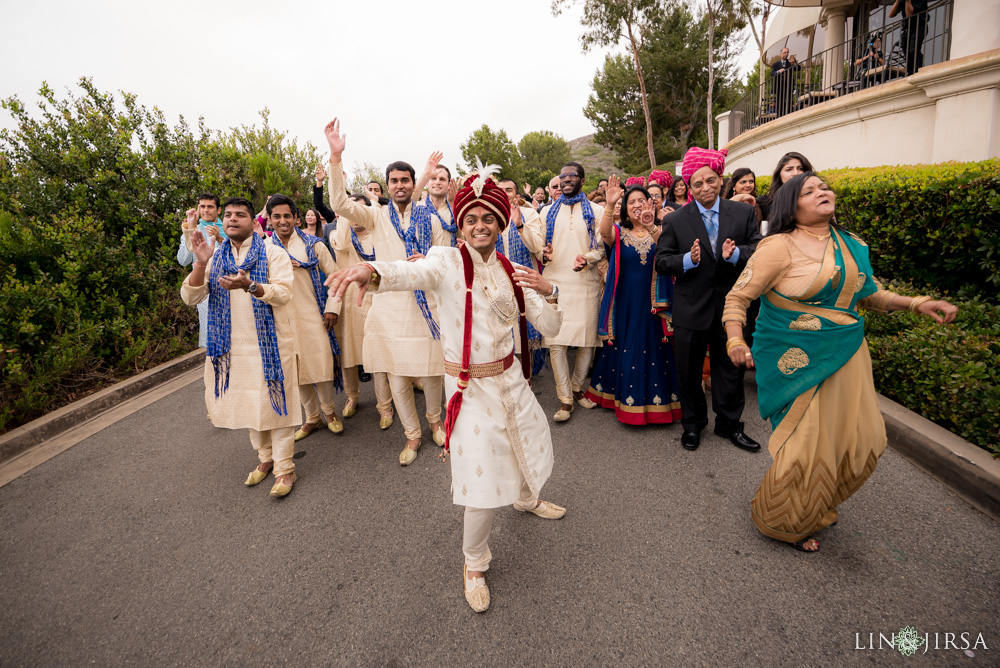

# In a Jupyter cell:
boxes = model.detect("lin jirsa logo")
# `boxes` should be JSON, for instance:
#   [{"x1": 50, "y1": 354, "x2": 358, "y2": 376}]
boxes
[{"x1": 855, "y1": 626, "x2": 989, "y2": 656}]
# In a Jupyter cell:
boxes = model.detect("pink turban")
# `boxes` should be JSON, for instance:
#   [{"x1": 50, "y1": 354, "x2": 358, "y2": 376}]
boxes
[
  {"x1": 680, "y1": 147, "x2": 728, "y2": 186},
  {"x1": 624, "y1": 176, "x2": 646, "y2": 187},
  {"x1": 648, "y1": 169, "x2": 674, "y2": 190}
]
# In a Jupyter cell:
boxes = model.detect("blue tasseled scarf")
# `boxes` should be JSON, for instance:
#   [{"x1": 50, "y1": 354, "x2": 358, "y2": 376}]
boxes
[{"x1": 387, "y1": 201, "x2": 440, "y2": 339}]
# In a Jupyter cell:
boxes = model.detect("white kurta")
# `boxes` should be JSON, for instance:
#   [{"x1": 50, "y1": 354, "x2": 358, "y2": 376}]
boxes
[
  {"x1": 181, "y1": 242, "x2": 300, "y2": 431},
  {"x1": 539, "y1": 201, "x2": 606, "y2": 348},
  {"x1": 266, "y1": 234, "x2": 339, "y2": 385},
  {"x1": 327, "y1": 161, "x2": 449, "y2": 378},
  {"x1": 368, "y1": 247, "x2": 563, "y2": 509},
  {"x1": 328, "y1": 218, "x2": 375, "y2": 369}
]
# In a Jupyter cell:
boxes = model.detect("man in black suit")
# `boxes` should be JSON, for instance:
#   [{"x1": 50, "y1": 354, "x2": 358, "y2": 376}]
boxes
[
  {"x1": 771, "y1": 47, "x2": 793, "y2": 116},
  {"x1": 654, "y1": 147, "x2": 762, "y2": 452}
]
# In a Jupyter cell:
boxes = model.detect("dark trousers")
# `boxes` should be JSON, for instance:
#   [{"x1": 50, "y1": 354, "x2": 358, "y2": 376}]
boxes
[
  {"x1": 674, "y1": 321, "x2": 746, "y2": 434},
  {"x1": 902, "y1": 13, "x2": 928, "y2": 75}
]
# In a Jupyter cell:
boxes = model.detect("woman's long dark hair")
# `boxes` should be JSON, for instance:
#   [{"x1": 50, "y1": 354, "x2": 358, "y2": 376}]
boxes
[
  {"x1": 768, "y1": 151, "x2": 815, "y2": 199},
  {"x1": 724, "y1": 168, "x2": 757, "y2": 199},
  {"x1": 670, "y1": 179, "x2": 688, "y2": 204},
  {"x1": 766, "y1": 171, "x2": 841, "y2": 236},
  {"x1": 619, "y1": 185, "x2": 651, "y2": 229},
  {"x1": 305, "y1": 208, "x2": 323, "y2": 232}
]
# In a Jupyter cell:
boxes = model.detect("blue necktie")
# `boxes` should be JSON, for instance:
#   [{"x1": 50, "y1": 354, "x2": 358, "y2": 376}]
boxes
[{"x1": 703, "y1": 209, "x2": 718, "y2": 257}]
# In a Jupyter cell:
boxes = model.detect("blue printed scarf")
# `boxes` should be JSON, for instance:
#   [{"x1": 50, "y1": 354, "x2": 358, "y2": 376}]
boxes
[
  {"x1": 388, "y1": 201, "x2": 440, "y2": 339},
  {"x1": 350, "y1": 225, "x2": 375, "y2": 262},
  {"x1": 207, "y1": 234, "x2": 286, "y2": 416},
  {"x1": 271, "y1": 228, "x2": 344, "y2": 391},
  {"x1": 495, "y1": 211, "x2": 546, "y2": 374},
  {"x1": 545, "y1": 192, "x2": 598, "y2": 250},
  {"x1": 425, "y1": 196, "x2": 458, "y2": 246}
]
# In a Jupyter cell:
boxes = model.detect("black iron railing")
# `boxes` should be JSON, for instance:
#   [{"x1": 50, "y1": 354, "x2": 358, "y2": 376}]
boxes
[{"x1": 724, "y1": 0, "x2": 953, "y2": 141}]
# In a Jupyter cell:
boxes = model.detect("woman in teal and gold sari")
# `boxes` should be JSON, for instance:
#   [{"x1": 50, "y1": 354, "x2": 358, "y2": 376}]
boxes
[{"x1": 723, "y1": 173, "x2": 957, "y2": 552}]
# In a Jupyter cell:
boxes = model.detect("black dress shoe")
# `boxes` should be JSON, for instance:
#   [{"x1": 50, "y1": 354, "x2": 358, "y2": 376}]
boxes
[
  {"x1": 358, "y1": 365, "x2": 372, "y2": 383},
  {"x1": 715, "y1": 429, "x2": 761, "y2": 452},
  {"x1": 681, "y1": 428, "x2": 701, "y2": 451}
]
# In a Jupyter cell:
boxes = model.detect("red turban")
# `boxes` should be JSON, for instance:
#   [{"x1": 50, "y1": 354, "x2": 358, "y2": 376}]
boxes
[
  {"x1": 681, "y1": 147, "x2": 728, "y2": 186},
  {"x1": 648, "y1": 169, "x2": 674, "y2": 191},
  {"x1": 624, "y1": 176, "x2": 646, "y2": 187},
  {"x1": 453, "y1": 168, "x2": 511, "y2": 231}
]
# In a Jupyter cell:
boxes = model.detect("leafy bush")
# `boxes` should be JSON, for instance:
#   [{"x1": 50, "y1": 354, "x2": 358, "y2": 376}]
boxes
[
  {"x1": 0, "y1": 79, "x2": 321, "y2": 433},
  {"x1": 863, "y1": 281, "x2": 1000, "y2": 456}
]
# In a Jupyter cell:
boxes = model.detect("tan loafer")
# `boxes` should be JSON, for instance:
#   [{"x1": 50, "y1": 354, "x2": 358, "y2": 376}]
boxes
[
  {"x1": 245, "y1": 466, "x2": 270, "y2": 486},
  {"x1": 294, "y1": 422, "x2": 321, "y2": 441},
  {"x1": 516, "y1": 500, "x2": 567, "y2": 520},
  {"x1": 342, "y1": 400, "x2": 357, "y2": 418},
  {"x1": 399, "y1": 446, "x2": 418, "y2": 466},
  {"x1": 269, "y1": 472, "x2": 296, "y2": 498},
  {"x1": 552, "y1": 404, "x2": 574, "y2": 422},
  {"x1": 379, "y1": 413, "x2": 394, "y2": 430},
  {"x1": 463, "y1": 565, "x2": 490, "y2": 613},
  {"x1": 574, "y1": 391, "x2": 597, "y2": 409}
]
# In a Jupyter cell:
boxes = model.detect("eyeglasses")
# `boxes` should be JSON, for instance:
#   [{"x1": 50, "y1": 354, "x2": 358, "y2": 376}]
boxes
[{"x1": 558, "y1": 173, "x2": 581, "y2": 180}]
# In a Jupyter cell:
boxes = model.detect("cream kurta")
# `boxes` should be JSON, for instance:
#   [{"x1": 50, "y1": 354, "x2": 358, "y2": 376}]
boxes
[
  {"x1": 497, "y1": 206, "x2": 545, "y2": 262},
  {"x1": 369, "y1": 247, "x2": 563, "y2": 509},
  {"x1": 266, "y1": 233, "x2": 339, "y2": 385},
  {"x1": 539, "y1": 201, "x2": 605, "y2": 348},
  {"x1": 329, "y1": 218, "x2": 376, "y2": 368},
  {"x1": 328, "y1": 162, "x2": 449, "y2": 378},
  {"x1": 181, "y1": 242, "x2": 300, "y2": 431}
]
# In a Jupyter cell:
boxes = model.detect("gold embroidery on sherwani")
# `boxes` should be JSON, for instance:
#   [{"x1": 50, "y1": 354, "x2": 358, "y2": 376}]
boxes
[
  {"x1": 856, "y1": 273, "x2": 866, "y2": 292},
  {"x1": 831, "y1": 266, "x2": 841, "y2": 290},
  {"x1": 734, "y1": 253, "x2": 757, "y2": 291},
  {"x1": 789, "y1": 314, "x2": 822, "y2": 331},
  {"x1": 621, "y1": 229, "x2": 654, "y2": 264},
  {"x1": 777, "y1": 348, "x2": 810, "y2": 375}
]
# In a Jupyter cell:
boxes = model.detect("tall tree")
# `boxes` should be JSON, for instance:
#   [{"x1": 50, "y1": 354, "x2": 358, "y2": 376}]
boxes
[
  {"x1": 459, "y1": 124, "x2": 522, "y2": 181},
  {"x1": 700, "y1": 0, "x2": 747, "y2": 148},
  {"x1": 518, "y1": 131, "x2": 572, "y2": 174},
  {"x1": 553, "y1": 0, "x2": 666, "y2": 170}
]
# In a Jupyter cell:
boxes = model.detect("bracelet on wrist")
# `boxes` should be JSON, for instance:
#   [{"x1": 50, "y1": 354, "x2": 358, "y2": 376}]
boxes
[
  {"x1": 908, "y1": 295, "x2": 932, "y2": 313},
  {"x1": 726, "y1": 338, "x2": 748, "y2": 354}
]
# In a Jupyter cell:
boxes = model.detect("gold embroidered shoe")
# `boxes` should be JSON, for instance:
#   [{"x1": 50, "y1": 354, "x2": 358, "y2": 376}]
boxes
[
  {"x1": 463, "y1": 565, "x2": 490, "y2": 613},
  {"x1": 516, "y1": 500, "x2": 567, "y2": 520},
  {"x1": 327, "y1": 418, "x2": 344, "y2": 435},
  {"x1": 576, "y1": 395, "x2": 597, "y2": 409},
  {"x1": 269, "y1": 472, "x2": 296, "y2": 498},
  {"x1": 342, "y1": 400, "x2": 357, "y2": 418},
  {"x1": 379, "y1": 413, "x2": 394, "y2": 430},
  {"x1": 432, "y1": 428, "x2": 447, "y2": 447},
  {"x1": 552, "y1": 404, "x2": 574, "y2": 422},
  {"x1": 294, "y1": 422, "x2": 321, "y2": 441},
  {"x1": 245, "y1": 466, "x2": 270, "y2": 486},
  {"x1": 399, "y1": 447, "x2": 418, "y2": 466}
]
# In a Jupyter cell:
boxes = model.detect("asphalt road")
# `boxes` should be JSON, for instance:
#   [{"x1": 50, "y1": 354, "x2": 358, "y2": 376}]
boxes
[{"x1": 0, "y1": 358, "x2": 997, "y2": 667}]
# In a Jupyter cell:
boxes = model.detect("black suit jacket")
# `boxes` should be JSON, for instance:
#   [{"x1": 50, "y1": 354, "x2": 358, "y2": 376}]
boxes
[
  {"x1": 771, "y1": 59, "x2": 790, "y2": 77},
  {"x1": 654, "y1": 198, "x2": 762, "y2": 331}
]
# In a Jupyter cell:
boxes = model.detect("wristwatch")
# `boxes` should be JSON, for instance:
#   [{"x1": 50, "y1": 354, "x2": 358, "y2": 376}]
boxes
[
  {"x1": 547, "y1": 284, "x2": 559, "y2": 302},
  {"x1": 246, "y1": 281, "x2": 258, "y2": 295}
]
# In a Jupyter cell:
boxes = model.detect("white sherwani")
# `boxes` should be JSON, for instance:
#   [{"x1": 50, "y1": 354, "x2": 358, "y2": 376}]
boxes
[
  {"x1": 267, "y1": 234, "x2": 340, "y2": 385},
  {"x1": 327, "y1": 162, "x2": 450, "y2": 377},
  {"x1": 539, "y1": 200, "x2": 605, "y2": 348},
  {"x1": 181, "y1": 243, "x2": 300, "y2": 431},
  {"x1": 367, "y1": 247, "x2": 563, "y2": 508},
  {"x1": 328, "y1": 219, "x2": 375, "y2": 369}
]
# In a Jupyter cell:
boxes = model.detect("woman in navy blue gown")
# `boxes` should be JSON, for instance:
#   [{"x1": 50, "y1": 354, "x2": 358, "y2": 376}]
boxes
[{"x1": 584, "y1": 175, "x2": 682, "y2": 425}]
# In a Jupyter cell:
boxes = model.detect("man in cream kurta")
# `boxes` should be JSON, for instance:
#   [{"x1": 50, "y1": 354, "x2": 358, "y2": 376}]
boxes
[
  {"x1": 329, "y1": 193, "x2": 394, "y2": 426},
  {"x1": 323, "y1": 119, "x2": 450, "y2": 465},
  {"x1": 326, "y1": 165, "x2": 566, "y2": 613},
  {"x1": 264, "y1": 195, "x2": 345, "y2": 440},
  {"x1": 181, "y1": 197, "x2": 301, "y2": 498},
  {"x1": 539, "y1": 162, "x2": 605, "y2": 421}
]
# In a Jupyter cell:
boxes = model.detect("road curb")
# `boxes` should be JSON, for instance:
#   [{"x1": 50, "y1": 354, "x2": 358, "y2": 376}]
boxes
[
  {"x1": 0, "y1": 349, "x2": 204, "y2": 464},
  {"x1": 880, "y1": 394, "x2": 1000, "y2": 522}
]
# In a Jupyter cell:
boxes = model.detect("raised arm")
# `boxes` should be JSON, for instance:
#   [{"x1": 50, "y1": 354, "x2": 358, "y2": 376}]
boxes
[
  {"x1": 326, "y1": 247, "x2": 450, "y2": 306},
  {"x1": 313, "y1": 163, "x2": 338, "y2": 224},
  {"x1": 412, "y1": 151, "x2": 444, "y2": 202},
  {"x1": 518, "y1": 206, "x2": 545, "y2": 254},
  {"x1": 599, "y1": 175, "x2": 623, "y2": 247},
  {"x1": 323, "y1": 118, "x2": 377, "y2": 231}
]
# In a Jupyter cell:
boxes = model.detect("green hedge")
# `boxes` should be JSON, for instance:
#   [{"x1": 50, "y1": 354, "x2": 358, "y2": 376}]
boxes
[{"x1": 864, "y1": 281, "x2": 999, "y2": 456}]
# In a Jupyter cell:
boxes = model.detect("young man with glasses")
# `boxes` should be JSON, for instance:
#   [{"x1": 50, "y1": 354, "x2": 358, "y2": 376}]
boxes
[
  {"x1": 653, "y1": 147, "x2": 762, "y2": 453},
  {"x1": 539, "y1": 162, "x2": 605, "y2": 421}
]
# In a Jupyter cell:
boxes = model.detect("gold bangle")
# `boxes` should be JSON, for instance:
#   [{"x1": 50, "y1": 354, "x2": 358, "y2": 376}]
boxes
[
  {"x1": 908, "y1": 296, "x2": 932, "y2": 313},
  {"x1": 726, "y1": 338, "x2": 747, "y2": 354}
]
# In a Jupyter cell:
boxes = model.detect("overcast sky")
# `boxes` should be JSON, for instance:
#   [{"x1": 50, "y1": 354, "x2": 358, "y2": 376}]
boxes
[{"x1": 2, "y1": 0, "x2": 757, "y2": 181}]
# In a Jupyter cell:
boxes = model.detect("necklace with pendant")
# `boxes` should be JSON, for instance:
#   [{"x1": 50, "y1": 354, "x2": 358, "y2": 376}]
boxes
[{"x1": 800, "y1": 227, "x2": 831, "y2": 242}]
